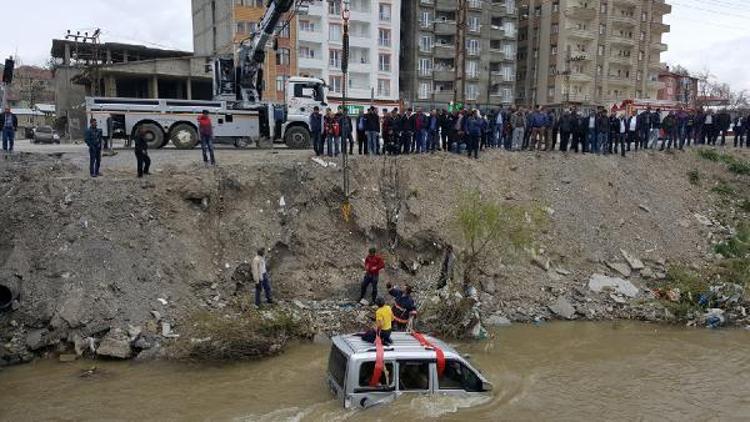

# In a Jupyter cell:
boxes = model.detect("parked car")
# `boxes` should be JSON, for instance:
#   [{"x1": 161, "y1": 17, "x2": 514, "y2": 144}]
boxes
[
  {"x1": 32, "y1": 126, "x2": 60, "y2": 144},
  {"x1": 327, "y1": 332, "x2": 492, "y2": 409},
  {"x1": 24, "y1": 126, "x2": 35, "y2": 139}
]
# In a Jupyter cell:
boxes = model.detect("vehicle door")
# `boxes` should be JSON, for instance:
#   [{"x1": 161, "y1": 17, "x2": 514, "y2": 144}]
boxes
[
  {"x1": 396, "y1": 360, "x2": 435, "y2": 395},
  {"x1": 350, "y1": 359, "x2": 396, "y2": 408}
]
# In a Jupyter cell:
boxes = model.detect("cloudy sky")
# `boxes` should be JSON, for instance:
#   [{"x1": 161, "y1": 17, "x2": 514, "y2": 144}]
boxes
[{"x1": 1, "y1": 0, "x2": 748, "y2": 91}]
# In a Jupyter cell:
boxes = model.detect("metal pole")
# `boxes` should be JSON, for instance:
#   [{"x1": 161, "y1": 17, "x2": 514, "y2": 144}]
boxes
[{"x1": 341, "y1": 0, "x2": 352, "y2": 221}]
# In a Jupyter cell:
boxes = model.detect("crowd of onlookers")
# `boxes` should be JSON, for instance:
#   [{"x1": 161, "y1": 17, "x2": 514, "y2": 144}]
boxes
[{"x1": 309, "y1": 104, "x2": 750, "y2": 159}]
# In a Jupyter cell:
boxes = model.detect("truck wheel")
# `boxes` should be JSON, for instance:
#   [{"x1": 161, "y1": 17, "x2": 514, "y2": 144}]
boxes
[
  {"x1": 170, "y1": 124, "x2": 199, "y2": 150},
  {"x1": 135, "y1": 123, "x2": 165, "y2": 149},
  {"x1": 284, "y1": 126, "x2": 311, "y2": 149},
  {"x1": 234, "y1": 138, "x2": 251, "y2": 148}
]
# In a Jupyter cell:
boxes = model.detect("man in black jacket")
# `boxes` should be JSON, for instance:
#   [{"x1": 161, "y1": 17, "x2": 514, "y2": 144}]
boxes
[
  {"x1": 717, "y1": 109, "x2": 731, "y2": 146},
  {"x1": 134, "y1": 126, "x2": 152, "y2": 178},
  {"x1": 2, "y1": 107, "x2": 18, "y2": 152},
  {"x1": 364, "y1": 107, "x2": 380, "y2": 155},
  {"x1": 559, "y1": 109, "x2": 573, "y2": 152}
]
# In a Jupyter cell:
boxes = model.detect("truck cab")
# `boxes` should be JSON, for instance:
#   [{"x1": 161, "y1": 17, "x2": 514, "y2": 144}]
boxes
[
  {"x1": 273, "y1": 76, "x2": 327, "y2": 149},
  {"x1": 327, "y1": 332, "x2": 493, "y2": 409}
]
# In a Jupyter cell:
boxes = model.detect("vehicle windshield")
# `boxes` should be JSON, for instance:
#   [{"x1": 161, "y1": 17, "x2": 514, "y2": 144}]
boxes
[{"x1": 36, "y1": 126, "x2": 53, "y2": 133}]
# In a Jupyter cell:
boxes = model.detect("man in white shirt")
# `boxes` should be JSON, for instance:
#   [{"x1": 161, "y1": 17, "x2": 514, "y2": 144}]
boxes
[{"x1": 252, "y1": 248, "x2": 273, "y2": 306}]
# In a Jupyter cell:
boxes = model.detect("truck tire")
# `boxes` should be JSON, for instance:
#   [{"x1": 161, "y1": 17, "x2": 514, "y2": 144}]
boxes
[
  {"x1": 135, "y1": 123, "x2": 165, "y2": 149},
  {"x1": 284, "y1": 126, "x2": 311, "y2": 149},
  {"x1": 170, "y1": 124, "x2": 199, "y2": 150}
]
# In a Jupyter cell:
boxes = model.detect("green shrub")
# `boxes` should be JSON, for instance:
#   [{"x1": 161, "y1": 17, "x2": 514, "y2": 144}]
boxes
[
  {"x1": 697, "y1": 149, "x2": 720, "y2": 161},
  {"x1": 727, "y1": 160, "x2": 750, "y2": 176},
  {"x1": 711, "y1": 182, "x2": 736, "y2": 196},
  {"x1": 687, "y1": 169, "x2": 701, "y2": 185}
]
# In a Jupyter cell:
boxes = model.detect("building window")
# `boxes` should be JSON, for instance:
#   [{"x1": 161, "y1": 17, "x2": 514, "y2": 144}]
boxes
[
  {"x1": 418, "y1": 58, "x2": 433, "y2": 76},
  {"x1": 597, "y1": 65, "x2": 603, "y2": 75},
  {"x1": 638, "y1": 50, "x2": 645, "y2": 61},
  {"x1": 467, "y1": 60, "x2": 478, "y2": 78},
  {"x1": 275, "y1": 48, "x2": 290, "y2": 66},
  {"x1": 465, "y1": 83, "x2": 479, "y2": 101},
  {"x1": 275, "y1": 75, "x2": 288, "y2": 92},
  {"x1": 640, "y1": 31, "x2": 646, "y2": 41},
  {"x1": 548, "y1": 87, "x2": 555, "y2": 98},
  {"x1": 378, "y1": 54, "x2": 391, "y2": 72},
  {"x1": 469, "y1": 16, "x2": 480, "y2": 32},
  {"x1": 600, "y1": 3, "x2": 607, "y2": 13},
  {"x1": 378, "y1": 79, "x2": 391, "y2": 97},
  {"x1": 299, "y1": 46, "x2": 315, "y2": 58},
  {"x1": 551, "y1": 45, "x2": 558, "y2": 55},
  {"x1": 598, "y1": 45, "x2": 605, "y2": 56},
  {"x1": 379, "y1": 3, "x2": 391, "y2": 22},
  {"x1": 378, "y1": 29, "x2": 391, "y2": 47},
  {"x1": 552, "y1": 1, "x2": 559, "y2": 12},
  {"x1": 418, "y1": 82, "x2": 431, "y2": 99},
  {"x1": 329, "y1": 49, "x2": 341, "y2": 68},
  {"x1": 329, "y1": 24, "x2": 342, "y2": 41},
  {"x1": 276, "y1": 24, "x2": 290, "y2": 38},
  {"x1": 467, "y1": 39, "x2": 480, "y2": 55},
  {"x1": 328, "y1": 1, "x2": 341, "y2": 16},
  {"x1": 329, "y1": 76, "x2": 342, "y2": 93},
  {"x1": 551, "y1": 24, "x2": 559, "y2": 34},
  {"x1": 300, "y1": 20, "x2": 315, "y2": 32},
  {"x1": 419, "y1": 35, "x2": 433, "y2": 52}
]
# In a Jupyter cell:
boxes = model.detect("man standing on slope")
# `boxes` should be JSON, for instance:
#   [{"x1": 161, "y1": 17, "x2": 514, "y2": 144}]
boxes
[
  {"x1": 359, "y1": 247, "x2": 385, "y2": 306},
  {"x1": 197, "y1": 110, "x2": 216, "y2": 166},
  {"x1": 252, "y1": 248, "x2": 273, "y2": 307},
  {"x1": 84, "y1": 118, "x2": 103, "y2": 177}
]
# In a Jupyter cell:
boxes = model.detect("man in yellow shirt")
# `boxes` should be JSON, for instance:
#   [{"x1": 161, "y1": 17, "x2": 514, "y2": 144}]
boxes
[{"x1": 374, "y1": 297, "x2": 393, "y2": 345}]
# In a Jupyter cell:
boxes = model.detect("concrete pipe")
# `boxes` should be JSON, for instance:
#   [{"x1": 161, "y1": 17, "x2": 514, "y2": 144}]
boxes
[{"x1": 0, "y1": 278, "x2": 19, "y2": 311}]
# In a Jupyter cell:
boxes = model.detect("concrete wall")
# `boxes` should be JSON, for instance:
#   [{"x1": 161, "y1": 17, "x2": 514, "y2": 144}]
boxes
[
  {"x1": 53, "y1": 67, "x2": 87, "y2": 138},
  {"x1": 193, "y1": 0, "x2": 234, "y2": 56}
]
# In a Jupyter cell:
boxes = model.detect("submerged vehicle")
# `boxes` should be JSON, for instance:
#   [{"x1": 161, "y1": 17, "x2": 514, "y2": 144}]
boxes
[{"x1": 327, "y1": 332, "x2": 492, "y2": 409}]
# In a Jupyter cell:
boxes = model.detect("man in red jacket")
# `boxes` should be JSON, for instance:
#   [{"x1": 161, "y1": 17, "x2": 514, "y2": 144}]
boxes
[
  {"x1": 359, "y1": 247, "x2": 385, "y2": 305},
  {"x1": 197, "y1": 110, "x2": 216, "y2": 166}
]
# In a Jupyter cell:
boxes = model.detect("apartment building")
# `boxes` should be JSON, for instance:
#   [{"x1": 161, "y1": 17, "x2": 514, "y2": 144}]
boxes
[
  {"x1": 192, "y1": 0, "x2": 298, "y2": 102},
  {"x1": 296, "y1": 0, "x2": 401, "y2": 110},
  {"x1": 400, "y1": 0, "x2": 518, "y2": 110},
  {"x1": 516, "y1": 0, "x2": 671, "y2": 107}
]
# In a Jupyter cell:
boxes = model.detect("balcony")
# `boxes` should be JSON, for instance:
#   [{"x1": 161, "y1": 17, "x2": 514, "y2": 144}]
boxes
[
  {"x1": 647, "y1": 79, "x2": 666, "y2": 90},
  {"x1": 607, "y1": 76, "x2": 632, "y2": 86},
  {"x1": 564, "y1": 5, "x2": 597, "y2": 20},
  {"x1": 611, "y1": 14, "x2": 637, "y2": 26},
  {"x1": 613, "y1": 0, "x2": 639, "y2": 6},
  {"x1": 433, "y1": 69, "x2": 456, "y2": 81},
  {"x1": 420, "y1": 0, "x2": 434, "y2": 5},
  {"x1": 434, "y1": 20, "x2": 456, "y2": 34},
  {"x1": 567, "y1": 28, "x2": 596, "y2": 40},
  {"x1": 570, "y1": 73, "x2": 594, "y2": 83},
  {"x1": 491, "y1": 72, "x2": 514, "y2": 84},
  {"x1": 298, "y1": 56, "x2": 323, "y2": 69},
  {"x1": 651, "y1": 21, "x2": 670, "y2": 33},
  {"x1": 650, "y1": 42, "x2": 668, "y2": 52},
  {"x1": 609, "y1": 35, "x2": 636, "y2": 46},
  {"x1": 434, "y1": 44, "x2": 456, "y2": 59},
  {"x1": 653, "y1": 0, "x2": 672, "y2": 14},
  {"x1": 417, "y1": 69, "x2": 433, "y2": 79},
  {"x1": 490, "y1": 93, "x2": 514, "y2": 104},
  {"x1": 609, "y1": 55, "x2": 633, "y2": 65}
]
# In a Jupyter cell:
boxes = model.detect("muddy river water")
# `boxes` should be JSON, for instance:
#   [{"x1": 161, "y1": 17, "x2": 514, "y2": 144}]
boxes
[{"x1": 1, "y1": 322, "x2": 749, "y2": 421}]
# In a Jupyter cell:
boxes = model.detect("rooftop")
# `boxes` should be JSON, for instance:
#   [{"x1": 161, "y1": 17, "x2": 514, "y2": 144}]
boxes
[
  {"x1": 336, "y1": 332, "x2": 458, "y2": 358},
  {"x1": 50, "y1": 39, "x2": 193, "y2": 61}
]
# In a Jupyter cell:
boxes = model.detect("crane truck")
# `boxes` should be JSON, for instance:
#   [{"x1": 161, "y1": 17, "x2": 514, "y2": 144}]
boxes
[{"x1": 85, "y1": 0, "x2": 327, "y2": 150}]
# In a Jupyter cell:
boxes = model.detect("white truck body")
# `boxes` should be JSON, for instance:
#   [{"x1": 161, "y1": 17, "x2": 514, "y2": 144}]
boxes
[{"x1": 84, "y1": 76, "x2": 327, "y2": 150}]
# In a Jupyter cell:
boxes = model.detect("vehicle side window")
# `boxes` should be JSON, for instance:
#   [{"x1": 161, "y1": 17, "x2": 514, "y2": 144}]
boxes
[
  {"x1": 357, "y1": 361, "x2": 395, "y2": 391},
  {"x1": 439, "y1": 360, "x2": 483, "y2": 392},
  {"x1": 398, "y1": 361, "x2": 431, "y2": 391},
  {"x1": 327, "y1": 345, "x2": 347, "y2": 388}
]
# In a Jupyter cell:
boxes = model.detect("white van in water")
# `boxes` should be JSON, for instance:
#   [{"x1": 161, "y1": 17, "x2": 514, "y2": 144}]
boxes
[{"x1": 327, "y1": 332, "x2": 493, "y2": 409}]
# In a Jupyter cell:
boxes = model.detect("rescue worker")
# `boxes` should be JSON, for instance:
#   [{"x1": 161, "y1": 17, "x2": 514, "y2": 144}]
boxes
[
  {"x1": 387, "y1": 283, "x2": 417, "y2": 332},
  {"x1": 133, "y1": 126, "x2": 151, "y2": 178},
  {"x1": 359, "y1": 247, "x2": 385, "y2": 305},
  {"x1": 252, "y1": 248, "x2": 273, "y2": 307},
  {"x1": 374, "y1": 297, "x2": 393, "y2": 345}
]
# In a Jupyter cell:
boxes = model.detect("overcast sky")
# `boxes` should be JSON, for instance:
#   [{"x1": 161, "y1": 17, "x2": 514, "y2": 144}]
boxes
[{"x1": 1, "y1": 0, "x2": 748, "y2": 91}]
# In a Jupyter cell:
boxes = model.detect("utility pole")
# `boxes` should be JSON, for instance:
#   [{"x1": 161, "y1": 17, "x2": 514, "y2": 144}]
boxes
[
  {"x1": 65, "y1": 29, "x2": 102, "y2": 95},
  {"x1": 340, "y1": 0, "x2": 352, "y2": 222},
  {"x1": 454, "y1": 0, "x2": 467, "y2": 107}
]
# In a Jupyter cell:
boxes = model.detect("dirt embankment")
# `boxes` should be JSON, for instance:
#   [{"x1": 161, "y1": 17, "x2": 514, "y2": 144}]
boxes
[{"x1": 1, "y1": 147, "x2": 749, "y2": 365}]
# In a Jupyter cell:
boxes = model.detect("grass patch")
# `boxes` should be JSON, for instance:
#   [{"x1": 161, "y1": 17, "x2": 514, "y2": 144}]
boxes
[
  {"x1": 170, "y1": 310, "x2": 308, "y2": 361},
  {"x1": 711, "y1": 182, "x2": 736, "y2": 196},
  {"x1": 727, "y1": 160, "x2": 750, "y2": 176},
  {"x1": 661, "y1": 266, "x2": 710, "y2": 319},
  {"x1": 697, "y1": 148, "x2": 720, "y2": 161},
  {"x1": 714, "y1": 223, "x2": 750, "y2": 258},
  {"x1": 687, "y1": 169, "x2": 701, "y2": 185}
]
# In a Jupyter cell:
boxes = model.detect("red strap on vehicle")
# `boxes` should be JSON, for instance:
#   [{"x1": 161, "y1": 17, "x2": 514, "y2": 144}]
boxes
[
  {"x1": 412, "y1": 332, "x2": 445, "y2": 377},
  {"x1": 369, "y1": 334, "x2": 385, "y2": 387}
]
